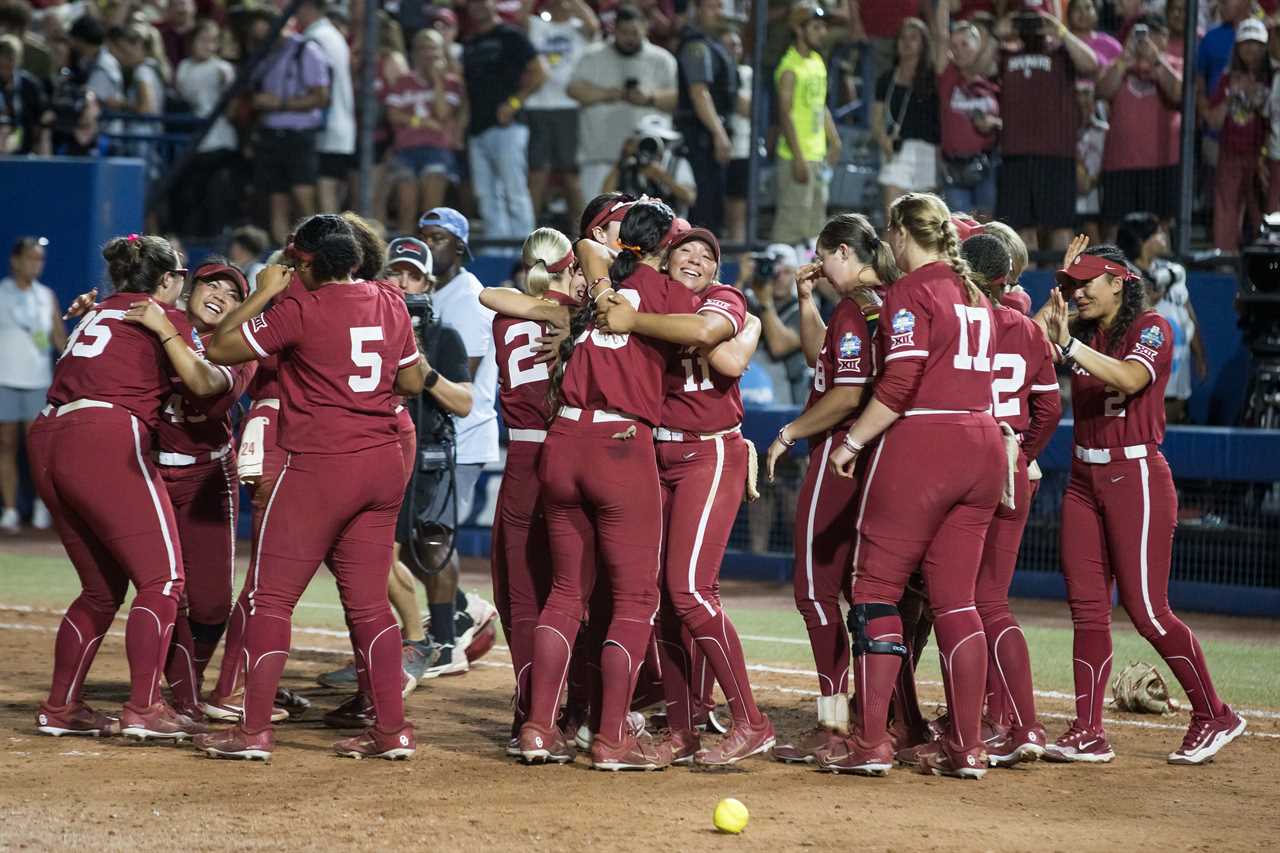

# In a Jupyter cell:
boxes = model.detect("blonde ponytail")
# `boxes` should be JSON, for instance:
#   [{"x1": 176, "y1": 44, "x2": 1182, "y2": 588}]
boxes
[
  {"x1": 889, "y1": 192, "x2": 981, "y2": 305},
  {"x1": 520, "y1": 227, "x2": 573, "y2": 297}
]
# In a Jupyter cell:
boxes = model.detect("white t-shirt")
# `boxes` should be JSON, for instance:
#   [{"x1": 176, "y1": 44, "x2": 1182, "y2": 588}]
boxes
[
  {"x1": 0, "y1": 277, "x2": 57, "y2": 390},
  {"x1": 729, "y1": 64, "x2": 751, "y2": 161},
  {"x1": 305, "y1": 17, "x2": 355, "y2": 155},
  {"x1": 176, "y1": 56, "x2": 238, "y2": 152},
  {"x1": 1152, "y1": 259, "x2": 1195, "y2": 402},
  {"x1": 526, "y1": 15, "x2": 591, "y2": 111},
  {"x1": 570, "y1": 40, "x2": 678, "y2": 167},
  {"x1": 433, "y1": 269, "x2": 498, "y2": 464}
]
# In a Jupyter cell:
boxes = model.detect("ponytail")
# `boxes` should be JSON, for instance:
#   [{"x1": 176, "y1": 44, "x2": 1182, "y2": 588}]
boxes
[
  {"x1": 522, "y1": 227, "x2": 573, "y2": 297},
  {"x1": 816, "y1": 212, "x2": 900, "y2": 285}
]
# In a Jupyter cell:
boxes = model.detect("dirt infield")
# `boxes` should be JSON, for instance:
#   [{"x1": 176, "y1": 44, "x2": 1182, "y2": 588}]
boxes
[{"x1": 1, "y1": 600, "x2": 1276, "y2": 852}]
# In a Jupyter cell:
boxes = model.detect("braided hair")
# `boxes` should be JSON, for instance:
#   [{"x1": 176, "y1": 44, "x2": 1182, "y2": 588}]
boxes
[
  {"x1": 1068, "y1": 245, "x2": 1147, "y2": 355},
  {"x1": 889, "y1": 193, "x2": 982, "y2": 305},
  {"x1": 959, "y1": 234, "x2": 1012, "y2": 302},
  {"x1": 545, "y1": 200, "x2": 675, "y2": 416}
]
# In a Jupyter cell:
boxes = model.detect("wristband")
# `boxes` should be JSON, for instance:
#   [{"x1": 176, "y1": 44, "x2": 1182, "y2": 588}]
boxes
[
  {"x1": 424, "y1": 369, "x2": 440, "y2": 390},
  {"x1": 593, "y1": 287, "x2": 617, "y2": 303},
  {"x1": 1063, "y1": 337, "x2": 1080, "y2": 360},
  {"x1": 842, "y1": 435, "x2": 864, "y2": 454},
  {"x1": 507, "y1": 95, "x2": 523, "y2": 111},
  {"x1": 777, "y1": 427, "x2": 795, "y2": 448},
  {"x1": 160, "y1": 334, "x2": 179, "y2": 346}
]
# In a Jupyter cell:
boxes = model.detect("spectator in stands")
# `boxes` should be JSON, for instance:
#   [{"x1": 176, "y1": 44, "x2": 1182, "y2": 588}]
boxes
[
  {"x1": 1118, "y1": 211, "x2": 1206, "y2": 423},
  {"x1": 746, "y1": 243, "x2": 810, "y2": 405},
  {"x1": 0, "y1": 237, "x2": 64, "y2": 534},
  {"x1": 82, "y1": 15, "x2": 127, "y2": 144},
  {"x1": 873, "y1": 18, "x2": 941, "y2": 217},
  {"x1": 1165, "y1": 0, "x2": 1187, "y2": 62},
  {"x1": 568, "y1": 4, "x2": 677, "y2": 202},
  {"x1": 249, "y1": 18, "x2": 330, "y2": 244},
  {"x1": 722, "y1": 24, "x2": 751, "y2": 243},
  {"x1": 675, "y1": 0, "x2": 737, "y2": 233},
  {"x1": 174, "y1": 18, "x2": 237, "y2": 236},
  {"x1": 1207, "y1": 17, "x2": 1271, "y2": 252},
  {"x1": 425, "y1": 6, "x2": 464, "y2": 73},
  {"x1": 932, "y1": 5, "x2": 1001, "y2": 220},
  {"x1": 297, "y1": 0, "x2": 355, "y2": 215},
  {"x1": 0, "y1": 34, "x2": 49, "y2": 154},
  {"x1": 158, "y1": 0, "x2": 196, "y2": 68},
  {"x1": 1067, "y1": 0, "x2": 1122, "y2": 66},
  {"x1": 848, "y1": 0, "x2": 927, "y2": 88},
  {"x1": 0, "y1": 0, "x2": 53, "y2": 85},
  {"x1": 462, "y1": 0, "x2": 546, "y2": 240},
  {"x1": 228, "y1": 225, "x2": 269, "y2": 287},
  {"x1": 995, "y1": 8, "x2": 1099, "y2": 253},
  {"x1": 1268, "y1": 54, "x2": 1280, "y2": 214},
  {"x1": 1197, "y1": 0, "x2": 1250, "y2": 98},
  {"x1": 385, "y1": 28, "x2": 466, "y2": 236},
  {"x1": 1075, "y1": 79, "x2": 1108, "y2": 242},
  {"x1": 773, "y1": 3, "x2": 840, "y2": 246},
  {"x1": 525, "y1": 0, "x2": 599, "y2": 227},
  {"x1": 601, "y1": 113, "x2": 696, "y2": 214},
  {"x1": 1097, "y1": 14, "x2": 1182, "y2": 238},
  {"x1": 49, "y1": 16, "x2": 104, "y2": 155}
]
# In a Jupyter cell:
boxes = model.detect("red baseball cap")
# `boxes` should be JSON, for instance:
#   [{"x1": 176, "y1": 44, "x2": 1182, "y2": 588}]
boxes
[
  {"x1": 1055, "y1": 253, "x2": 1137, "y2": 291},
  {"x1": 667, "y1": 225, "x2": 720, "y2": 264},
  {"x1": 192, "y1": 262, "x2": 248, "y2": 300},
  {"x1": 951, "y1": 214, "x2": 982, "y2": 241}
]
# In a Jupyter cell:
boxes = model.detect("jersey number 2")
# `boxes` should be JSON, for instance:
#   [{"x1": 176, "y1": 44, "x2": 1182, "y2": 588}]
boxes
[
  {"x1": 506, "y1": 321, "x2": 550, "y2": 389},
  {"x1": 991, "y1": 352, "x2": 1026, "y2": 419},
  {"x1": 348, "y1": 326, "x2": 384, "y2": 393}
]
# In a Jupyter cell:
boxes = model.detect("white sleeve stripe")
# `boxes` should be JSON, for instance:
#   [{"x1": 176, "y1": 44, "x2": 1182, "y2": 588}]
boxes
[
  {"x1": 399, "y1": 352, "x2": 423, "y2": 367},
  {"x1": 884, "y1": 349, "x2": 928, "y2": 362},
  {"x1": 1030, "y1": 383, "x2": 1060, "y2": 392},
  {"x1": 1125, "y1": 354, "x2": 1157, "y2": 383},
  {"x1": 241, "y1": 323, "x2": 268, "y2": 359},
  {"x1": 697, "y1": 304, "x2": 741, "y2": 336},
  {"x1": 833, "y1": 377, "x2": 869, "y2": 385},
  {"x1": 216, "y1": 364, "x2": 234, "y2": 385}
]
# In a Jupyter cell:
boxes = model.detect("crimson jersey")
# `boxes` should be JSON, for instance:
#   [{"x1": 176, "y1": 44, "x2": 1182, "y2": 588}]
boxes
[
  {"x1": 155, "y1": 330, "x2": 258, "y2": 455},
  {"x1": 660, "y1": 284, "x2": 748, "y2": 433},
  {"x1": 1070, "y1": 311, "x2": 1172, "y2": 448},
  {"x1": 990, "y1": 306, "x2": 1058, "y2": 435},
  {"x1": 244, "y1": 275, "x2": 308, "y2": 403},
  {"x1": 560, "y1": 265, "x2": 699, "y2": 427},
  {"x1": 49, "y1": 292, "x2": 195, "y2": 431},
  {"x1": 241, "y1": 280, "x2": 420, "y2": 454},
  {"x1": 494, "y1": 290, "x2": 577, "y2": 431},
  {"x1": 804, "y1": 297, "x2": 877, "y2": 437},
  {"x1": 875, "y1": 262, "x2": 997, "y2": 413}
]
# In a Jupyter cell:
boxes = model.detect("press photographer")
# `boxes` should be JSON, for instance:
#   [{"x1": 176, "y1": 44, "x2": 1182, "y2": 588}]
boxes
[{"x1": 602, "y1": 114, "x2": 696, "y2": 216}]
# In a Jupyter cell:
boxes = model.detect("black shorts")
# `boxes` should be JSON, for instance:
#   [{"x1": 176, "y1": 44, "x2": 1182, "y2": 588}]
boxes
[
  {"x1": 726, "y1": 157, "x2": 749, "y2": 200},
  {"x1": 319, "y1": 151, "x2": 356, "y2": 180},
  {"x1": 526, "y1": 108, "x2": 578, "y2": 173},
  {"x1": 996, "y1": 154, "x2": 1075, "y2": 230},
  {"x1": 253, "y1": 128, "x2": 318, "y2": 194},
  {"x1": 1100, "y1": 165, "x2": 1179, "y2": 223}
]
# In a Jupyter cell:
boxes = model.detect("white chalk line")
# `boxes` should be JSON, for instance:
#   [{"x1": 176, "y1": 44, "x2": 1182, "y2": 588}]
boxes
[{"x1": 4, "y1": 602, "x2": 1279, "y2": 727}]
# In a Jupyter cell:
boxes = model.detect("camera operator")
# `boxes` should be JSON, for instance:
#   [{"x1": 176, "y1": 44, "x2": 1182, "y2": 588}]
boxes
[
  {"x1": 738, "y1": 244, "x2": 810, "y2": 406},
  {"x1": 602, "y1": 114, "x2": 696, "y2": 216},
  {"x1": 384, "y1": 236, "x2": 475, "y2": 680}
]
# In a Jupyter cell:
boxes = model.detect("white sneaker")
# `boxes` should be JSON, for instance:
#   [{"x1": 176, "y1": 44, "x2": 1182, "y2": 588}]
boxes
[
  {"x1": 31, "y1": 499, "x2": 51, "y2": 530},
  {"x1": 0, "y1": 508, "x2": 18, "y2": 534},
  {"x1": 457, "y1": 592, "x2": 499, "y2": 650}
]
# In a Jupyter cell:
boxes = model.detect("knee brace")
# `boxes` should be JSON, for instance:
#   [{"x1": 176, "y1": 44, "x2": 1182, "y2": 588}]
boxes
[{"x1": 847, "y1": 603, "x2": 908, "y2": 659}]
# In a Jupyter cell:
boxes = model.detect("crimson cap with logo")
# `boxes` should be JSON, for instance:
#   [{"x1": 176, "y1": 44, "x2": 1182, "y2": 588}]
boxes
[
  {"x1": 387, "y1": 237, "x2": 434, "y2": 276},
  {"x1": 192, "y1": 262, "x2": 248, "y2": 300},
  {"x1": 1055, "y1": 252, "x2": 1137, "y2": 293}
]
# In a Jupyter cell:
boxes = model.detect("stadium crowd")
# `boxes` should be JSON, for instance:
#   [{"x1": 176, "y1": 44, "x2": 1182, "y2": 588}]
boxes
[{"x1": 1, "y1": 0, "x2": 1280, "y2": 252}]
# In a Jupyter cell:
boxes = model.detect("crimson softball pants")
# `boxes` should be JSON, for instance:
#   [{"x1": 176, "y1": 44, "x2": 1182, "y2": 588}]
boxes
[
  {"x1": 28, "y1": 407, "x2": 184, "y2": 711},
  {"x1": 852, "y1": 413, "x2": 1003, "y2": 755},
  {"x1": 159, "y1": 454, "x2": 239, "y2": 707},
  {"x1": 526, "y1": 415, "x2": 661, "y2": 742},
  {"x1": 1060, "y1": 453, "x2": 1225, "y2": 729},
  {"x1": 240, "y1": 443, "x2": 408, "y2": 734}
]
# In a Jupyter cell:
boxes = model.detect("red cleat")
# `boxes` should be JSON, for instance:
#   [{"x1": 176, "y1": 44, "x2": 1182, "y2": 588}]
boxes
[
  {"x1": 35, "y1": 701, "x2": 121, "y2": 737},
  {"x1": 194, "y1": 726, "x2": 274, "y2": 761},
  {"x1": 915, "y1": 742, "x2": 988, "y2": 779},
  {"x1": 988, "y1": 722, "x2": 1047, "y2": 767},
  {"x1": 590, "y1": 731, "x2": 673, "y2": 771},
  {"x1": 819, "y1": 736, "x2": 894, "y2": 776},
  {"x1": 120, "y1": 701, "x2": 209, "y2": 742},
  {"x1": 333, "y1": 724, "x2": 417, "y2": 760},
  {"x1": 695, "y1": 715, "x2": 776, "y2": 767},
  {"x1": 666, "y1": 728, "x2": 702, "y2": 766},
  {"x1": 323, "y1": 692, "x2": 375, "y2": 729},
  {"x1": 1168, "y1": 709, "x2": 1246, "y2": 766},
  {"x1": 772, "y1": 726, "x2": 844, "y2": 764},
  {"x1": 1043, "y1": 724, "x2": 1115, "y2": 763},
  {"x1": 517, "y1": 721, "x2": 576, "y2": 765}
]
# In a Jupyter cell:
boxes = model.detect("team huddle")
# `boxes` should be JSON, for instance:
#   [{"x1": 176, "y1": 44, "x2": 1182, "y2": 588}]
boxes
[{"x1": 27, "y1": 188, "x2": 1247, "y2": 776}]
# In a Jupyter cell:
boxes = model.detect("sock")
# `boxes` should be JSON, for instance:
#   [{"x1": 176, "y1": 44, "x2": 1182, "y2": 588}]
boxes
[
  {"x1": 890, "y1": 639, "x2": 928, "y2": 737},
  {"x1": 1072, "y1": 628, "x2": 1113, "y2": 732},
  {"x1": 852, "y1": 613, "x2": 903, "y2": 746},
  {"x1": 526, "y1": 609, "x2": 582, "y2": 729},
  {"x1": 690, "y1": 610, "x2": 763, "y2": 727},
  {"x1": 563, "y1": 621, "x2": 592, "y2": 722},
  {"x1": 164, "y1": 613, "x2": 199, "y2": 709},
  {"x1": 242, "y1": 611, "x2": 291, "y2": 731},
  {"x1": 804, "y1": 622, "x2": 851, "y2": 696},
  {"x1": 213, "y1": 596, "x2": 248, "y2": 699},
  {"x1": 47, "y1": 596, "x2": 116, "y2": 707},
  {"x1": 655, "y1": 617, "x2": 695, "y2": 733},
  {"x1": 689, "y1": 637, "x2": 716, "y2": 720},
  {"x1": 1147, "y1": 619, "x2": 1227, "y2": 719},
  {"x1": 598, "y1": 617, "x2": 654, "y2": 742},
  {"x1": 189, "y1": 619, "x2": 226, "y2": 684},
  {"x1": 125, "y1": 592, "x2": 178, "y2": 708},
  {"x1": 933, "y1": 609, "x2": 987, "y2": 753},
  {"x1": 510, "y1": 618, "x2": 538, "y2": 723},
  {"x1": 985, "y1": 617, "x2": 1037, "y2": 731},
  {"x1": 429, "y1": 602, "x2": 455, "y2": 649},
  {"x1": 352, "y1": 610, "x2": 406, "y2": 732}
]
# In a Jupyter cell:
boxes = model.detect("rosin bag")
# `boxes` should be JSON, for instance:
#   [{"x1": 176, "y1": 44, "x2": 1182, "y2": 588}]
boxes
[
  {"x1": 743, "y1": 438, "x2": 760, "y2": 503},
  {"x1": 1000, "y1": 422, "x2": 1019, "y2": 511},
  {"x1": 237, "y1": 415, "x2": 270, "y2": 483}
]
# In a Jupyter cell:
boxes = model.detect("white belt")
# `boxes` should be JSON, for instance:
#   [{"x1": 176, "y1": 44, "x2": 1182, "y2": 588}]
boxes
[
  {"x1": 157, "y1": 443, "x2": 233, "y2": 467},
  {"x1": 508, "y1": 428, "x2": 547, "y2": 443},
  {"x1": 654, "y1": 425, "x2": 741, "y2": 442},
  {"x1": 557, "y1": 405, "x2": 636, "y2": 424},
  {"x1": 251, "y1": 398, "x2": 280, "y2": 410},
  {"x1": 904, "y1": 408, "x2": 973, "y2": 417},
  {"x1": 1074, "y1": 444, "x2": 1150, "y2": 464},
  {"x1": 43, "y1": 399, "x2": 114, "y2": 418}
]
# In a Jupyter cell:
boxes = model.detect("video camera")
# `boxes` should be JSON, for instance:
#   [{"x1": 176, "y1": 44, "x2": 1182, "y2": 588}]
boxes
[{"x1": 403, "y1": 292, "x2": 436, "y2": 326}]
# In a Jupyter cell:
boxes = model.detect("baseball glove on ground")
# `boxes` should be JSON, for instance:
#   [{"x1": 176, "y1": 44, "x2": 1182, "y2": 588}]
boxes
[{"x1": 1111, "y1": 662, "x2": 1181, "y2": 714}]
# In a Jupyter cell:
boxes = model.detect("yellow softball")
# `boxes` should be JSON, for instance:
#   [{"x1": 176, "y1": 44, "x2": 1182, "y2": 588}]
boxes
[{"x1": 713, "y1": 798, "x2": 749, "y2": 834}]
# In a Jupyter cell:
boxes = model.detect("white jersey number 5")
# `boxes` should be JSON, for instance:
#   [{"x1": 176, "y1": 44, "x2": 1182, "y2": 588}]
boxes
[{"x1": 348, "y1": 326, "x2": 384, "y2": 392}]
